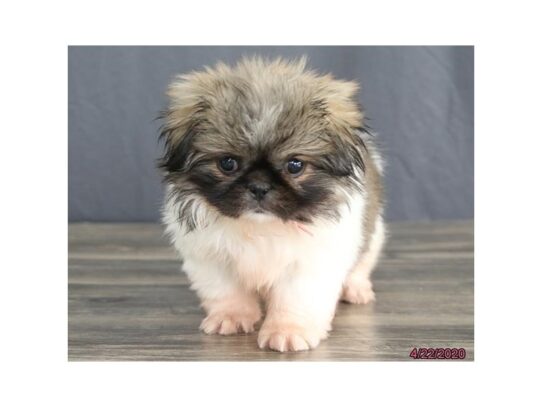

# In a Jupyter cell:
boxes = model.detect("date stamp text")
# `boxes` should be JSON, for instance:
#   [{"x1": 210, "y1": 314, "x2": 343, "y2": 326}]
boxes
[{"x1": 409, "y1": 347, "x2": 466, "y2": 360}]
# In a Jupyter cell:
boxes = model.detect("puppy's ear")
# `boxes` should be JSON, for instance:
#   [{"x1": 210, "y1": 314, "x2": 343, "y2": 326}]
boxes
[
  {"x1": 322, "y1": 79, "x2": 364, "y2": 132},
  {"x1": 158, "y1": 73, "x2": 211, "y2": 173},
  {"x1": 317, "y1": 79, "x2": 367, "y2": 175}
]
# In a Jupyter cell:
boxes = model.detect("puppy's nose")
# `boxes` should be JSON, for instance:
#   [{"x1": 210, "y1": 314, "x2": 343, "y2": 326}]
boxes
[{"x1": 247, "y1": 181, "x2": 271, "y2": 200}]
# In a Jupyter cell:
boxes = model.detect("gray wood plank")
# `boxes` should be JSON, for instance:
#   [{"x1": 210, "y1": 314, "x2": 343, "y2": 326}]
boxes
[{"x1": 68, "y1": 221, "x2": 474, "y2": 361}]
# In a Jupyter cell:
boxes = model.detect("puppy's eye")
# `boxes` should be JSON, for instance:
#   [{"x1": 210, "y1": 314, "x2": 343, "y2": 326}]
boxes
[
  {"x1": 286, "y1": 158, "x2": 305, "y2": 176},
  {"x1": 218, "y1": 156, "x2": 239, "y2": 174}
]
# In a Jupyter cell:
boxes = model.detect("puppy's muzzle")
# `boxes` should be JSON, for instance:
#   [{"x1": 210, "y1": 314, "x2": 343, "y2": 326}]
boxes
[{"x1": 247, "y1": 181, "x2": 271, "y2": 201}]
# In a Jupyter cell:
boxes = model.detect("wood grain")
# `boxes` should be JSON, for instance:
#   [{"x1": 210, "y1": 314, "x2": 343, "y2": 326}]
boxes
[{"x1": 68, "y1": 220, "x2": 474, "y2": 361}]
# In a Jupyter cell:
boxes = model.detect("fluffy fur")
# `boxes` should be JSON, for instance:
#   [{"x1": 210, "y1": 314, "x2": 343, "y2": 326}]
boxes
[{"x1": 159, "y1": 57, "x2": 385, "y2": 352}]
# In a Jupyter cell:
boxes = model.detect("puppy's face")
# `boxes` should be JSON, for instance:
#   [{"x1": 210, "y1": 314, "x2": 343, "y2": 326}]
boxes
[{"x1": 160, "y1": 58, "x2": 367, "y2": 226}]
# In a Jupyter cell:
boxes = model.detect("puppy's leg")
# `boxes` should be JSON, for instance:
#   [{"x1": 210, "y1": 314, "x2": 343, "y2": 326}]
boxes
[
  {"x1": 341, "y1": 216, "x2": 385, "y2": 304},
  {"x1": 258, "y1": 263, "x2": 344, "y2": 352},
  {"x1": 183, "y1": 257, "x2": 261, "y2": 335}
]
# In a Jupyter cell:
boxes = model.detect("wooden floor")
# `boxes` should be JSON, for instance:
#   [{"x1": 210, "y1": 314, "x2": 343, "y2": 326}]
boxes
[{"x1": 68, "y1": 221, "x2": 474, "y2": 361}]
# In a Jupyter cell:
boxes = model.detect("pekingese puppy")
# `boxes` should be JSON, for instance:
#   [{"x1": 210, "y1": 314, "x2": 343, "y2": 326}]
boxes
[{"x1": 159, "y1": 57, "x2": 385, "y2": 352}]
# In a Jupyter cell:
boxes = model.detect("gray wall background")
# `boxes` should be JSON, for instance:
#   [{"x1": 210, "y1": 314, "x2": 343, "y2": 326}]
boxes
[{"x1": 68, "y1": 46, "x2": 473, "y2": 222}]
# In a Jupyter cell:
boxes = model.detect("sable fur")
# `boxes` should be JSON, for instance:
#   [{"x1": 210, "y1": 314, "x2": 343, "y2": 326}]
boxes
[{"x1": 159, "y1": 57, "x2": 385, "y2": 352}]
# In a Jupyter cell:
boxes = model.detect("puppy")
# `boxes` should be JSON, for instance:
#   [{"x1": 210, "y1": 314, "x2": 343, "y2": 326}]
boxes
[{"x1": 159, "y1": 57, "x2": 385, "y2": 352}]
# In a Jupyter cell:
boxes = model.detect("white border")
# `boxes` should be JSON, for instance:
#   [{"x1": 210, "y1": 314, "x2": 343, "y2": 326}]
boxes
[{"x1": 1, "y1": 0, "x2": 541, "y2": 405}]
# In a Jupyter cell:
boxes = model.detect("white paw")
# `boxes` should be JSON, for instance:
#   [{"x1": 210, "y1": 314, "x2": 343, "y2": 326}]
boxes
[
  {"x1": 341, "y1": 279, "x2": 375, "y2": 304},
  {"x1": 200, "y1": 312, "x2": 260, "y2": 335},
  {"x1": 257, "y1": 321, "x2": 326, "y2": 352}
]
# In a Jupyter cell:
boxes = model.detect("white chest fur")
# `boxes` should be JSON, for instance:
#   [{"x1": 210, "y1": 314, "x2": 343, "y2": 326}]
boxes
[{"x1": 163, "y1": 188, "x2": 366, "y2": 292}]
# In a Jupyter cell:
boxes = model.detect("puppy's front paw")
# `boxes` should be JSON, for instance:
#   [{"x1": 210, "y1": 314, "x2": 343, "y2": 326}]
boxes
[
  {"x1": 257, "y1": 320, "x2": 327, "y2": 352},
  {"x1": 341, "y1": 278, "x2": 375, "y2": 304},
  {"x1": 200, "y1": 312, "x2": 260, "y2": 335}
]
